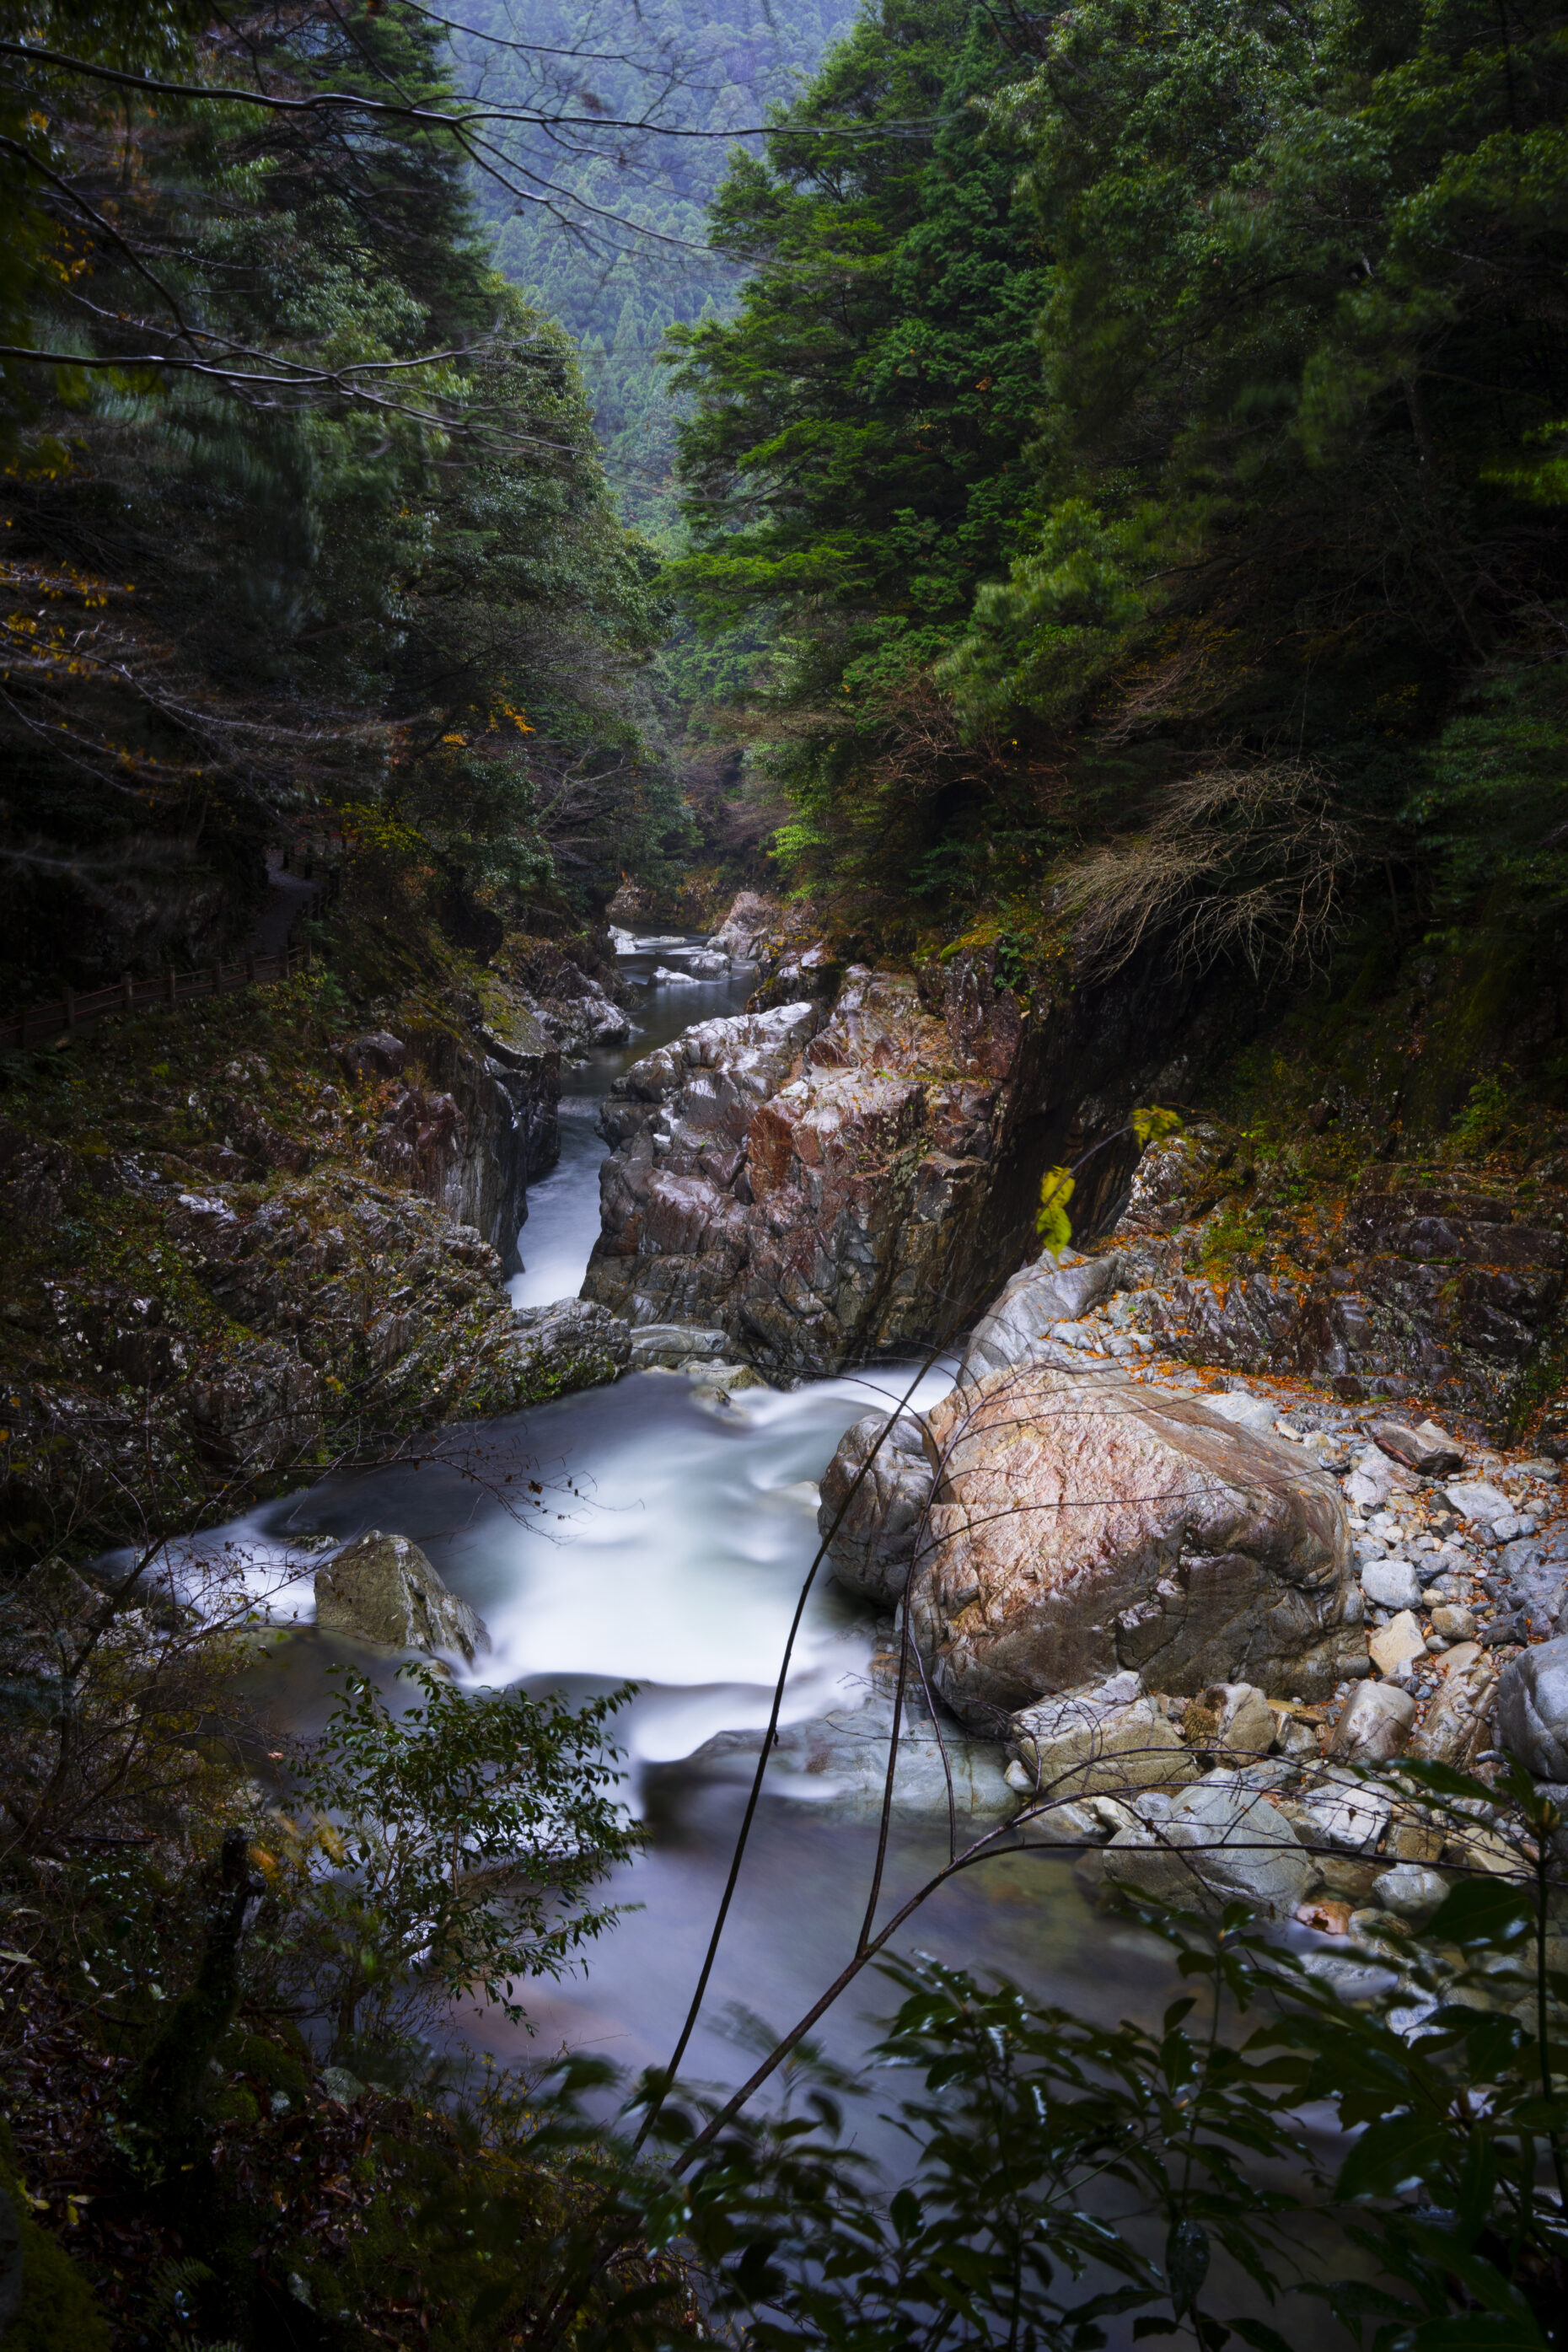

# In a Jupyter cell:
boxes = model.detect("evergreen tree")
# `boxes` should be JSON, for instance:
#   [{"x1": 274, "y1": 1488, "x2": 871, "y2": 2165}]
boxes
[{"x1": 664, "y1": 0, "x2": 1046, "y2": 926}]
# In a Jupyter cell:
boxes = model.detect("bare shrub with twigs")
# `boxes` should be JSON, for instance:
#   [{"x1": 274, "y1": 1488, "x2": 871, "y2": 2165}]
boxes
[{"x1": 1057, "y1": 757, "x2": 1367, "y2": 980}]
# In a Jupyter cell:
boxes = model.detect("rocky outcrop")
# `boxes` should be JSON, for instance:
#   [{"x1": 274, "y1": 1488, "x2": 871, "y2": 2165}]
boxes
[
  {"x1": 491, "y1": 934, "x2": 631, "y2": 1053},
  {"x1": 4, "y1": 1141, "x2": 615, "y2": 1555},
  {"x1": 314, "y1": 1530, "x2": 488, "y2": 1662},
  {"x1": 818, "y1": 1410, "x2": 935, "y2": 1606},
  {"x1": 908, "y1": 1366, "x2": 1361, "y2": 1728},
  {"x1": 507, "y1": 1298, "x2": 630, "y2": 1395},
  {"x1": 583, "y1": 959, "x2": 1054, "y2": 1379},
  {"x1": 706, "y1": 892, "x2": 778, "y2": 965},
  {"x1": 1114, "y1": 1136, "x2": 1567, "y2": 1422},
  {"x1": 378, "y1": 984, "x2": 561, "y2": 1274}
]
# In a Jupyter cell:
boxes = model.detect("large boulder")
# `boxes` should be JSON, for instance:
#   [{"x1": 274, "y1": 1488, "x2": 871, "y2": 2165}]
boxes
[
  {"x1": 1496, "y1": 1636, "x2": 1568, "y2": 1780},
  {"x1": 707, "y1": 891, "x2": 780, "y2": 965},
  {"x1": 818, "y1": 1410, "x2": 936, "y2": 1605},
  {"x1": 314, "y1": 1531, "x2": 489, "y2": 1664},
  {"x1": 910, "y1": 1366, "x2": 1361, "y2": 1730},
  {"x1": 1099, "y1": 1773, "x2": 1314, "y2": 1919}
]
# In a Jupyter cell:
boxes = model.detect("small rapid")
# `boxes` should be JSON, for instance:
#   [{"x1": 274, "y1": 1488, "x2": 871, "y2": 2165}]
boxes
[{"x1": 202, "y1": 934, "x2": 1151, "y2": 2088}]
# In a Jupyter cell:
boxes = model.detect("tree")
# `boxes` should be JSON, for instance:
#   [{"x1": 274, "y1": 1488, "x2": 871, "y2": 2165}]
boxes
[
  {"x1": 284, "y1": 1663, "x2": 642, "y2": 2055},
  {"x1": 663, "y1": 0, "x2": 1048, "y2": 922},
  {"x1": 941, "y1": 0, "x2": 1568, "y2": 953},
  {"x1": 0, "y1": 2, "x2": 681, "y2": 992}
]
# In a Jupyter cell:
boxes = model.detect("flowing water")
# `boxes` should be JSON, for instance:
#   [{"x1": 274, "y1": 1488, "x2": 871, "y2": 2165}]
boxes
[{"x1": 192, "y1": 934, "x2": 1164, "y2": 2094}]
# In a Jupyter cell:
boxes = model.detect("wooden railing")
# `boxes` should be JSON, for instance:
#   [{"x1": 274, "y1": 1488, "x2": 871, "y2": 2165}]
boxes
[{"x1": 0, "y1": 943, "x2": 312, "y2": 1053}]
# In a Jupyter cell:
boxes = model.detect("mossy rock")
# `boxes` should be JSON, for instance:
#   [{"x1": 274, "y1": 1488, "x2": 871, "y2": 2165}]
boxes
[
  {"x1": 212, "y1": 2084, "x2": 260, "y2": 2127},
  {"x1": 0, "y1": 2122, "x2": 110, "y2": 2350},
  {"x1": 217, "y1": 2026, "x2": 311, "y2": 2107}
]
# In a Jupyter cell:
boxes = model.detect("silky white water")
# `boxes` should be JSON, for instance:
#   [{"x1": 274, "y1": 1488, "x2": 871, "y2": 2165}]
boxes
[{"x1": 180, "y1": 935, "x2": 1155, "y2": 2092}]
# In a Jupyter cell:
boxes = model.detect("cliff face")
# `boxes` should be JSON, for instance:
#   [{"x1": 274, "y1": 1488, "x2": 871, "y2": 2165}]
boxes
[
  {"x1": 1110, "y1": 1133, "x2": 1568, "y2": 1427},
  {"x1": 583, "y1": 893, "x2": 1568, "y2": 1436},
  {"x1": 0, "y1": 969, "x2": 625, "y2": 1565},
  {"x1": 581, "y1": 944, "x2": 1204, "y2": 1377}
]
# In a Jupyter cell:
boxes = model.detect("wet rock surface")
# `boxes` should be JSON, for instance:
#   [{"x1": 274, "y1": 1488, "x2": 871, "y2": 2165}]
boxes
[
  {"x1": 315, "y1": 1529, "x2": 489, "y2": 1662},
  {"x1": 817, "y1": 1410, "x2": 935, "y2": 1607},
  {"x1": 910, "y1": 1365, "x2": 1361, "y2": 1727},
  {"x1": 583, "y1": 956, "x2": 1052, "y2": 1379},
  {"x1": 1496, "y1": 1637, "x2": 1568, "y2": 1779},
  {"x1": 1, "y1": 974, "x2": 579, "y2": 1543},
  {"x1": 1098, "y1": 1772, "x2": 1315, "y2": 1920},
  {"x1": 665, "y1": 1684, "x2": 1015, "y2": 1822}
]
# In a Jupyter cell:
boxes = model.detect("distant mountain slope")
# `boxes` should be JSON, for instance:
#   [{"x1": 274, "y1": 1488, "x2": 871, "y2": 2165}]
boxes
[{"x1": 455, "y1": 0, "x2": 860, "y2": 531}]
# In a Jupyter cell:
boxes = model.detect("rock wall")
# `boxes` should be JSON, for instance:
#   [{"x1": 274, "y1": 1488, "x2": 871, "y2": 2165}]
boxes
[
  {"x1": 375, "y1": 985, "x2": 561, "y2": 1275},
  {"x1": 581, "y1": 955, "x2": 1062, "y2": 1377},
  {"x1": 0, "y1": 980, "x2": 610, "y2": 1560},
  {"x1": 1112, "y1": 1131, "x2": 1568, "y2": 1423}
]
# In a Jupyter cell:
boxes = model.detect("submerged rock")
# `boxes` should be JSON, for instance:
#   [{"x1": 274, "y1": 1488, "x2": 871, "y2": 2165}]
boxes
[
  {"x1": 627, "y1": 1323, "x2": 730, "y2": 1369},
  {"x1": 315, "y1": 1531, "x2": 488, "y2": 1662},
  {"x1": 672, "y1": 1692, "x2": 1015, "y2": 1822},
  {"x1": 909, "y1": 1366, "x2": 1361, "y2": 1728}
]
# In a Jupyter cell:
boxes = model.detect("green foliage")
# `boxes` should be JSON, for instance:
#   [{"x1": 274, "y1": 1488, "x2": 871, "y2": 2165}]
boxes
[
  {"x1": 0, "y1": 3, "x2": 676, "y2": 996},
  {"x1": 939, "y1": 0, "x2": 1568, "y2": 937},
  {"x1": 660, "y1": 0, "x2": 1050, "y2": 919},
  {"x1": 289, "y1": 1664, "x2": 642, "y2": 2050},
  {"x1": 1035, "y1": 1165, "x2": 1075, "y2": 1256},
  {"x1": 432, "y1": 1822, "x2": 1567, "y2": 2351},
  {"x1": 0, "y1": 2120, "x2": 110, "y2": 2349},
  {"x1": 1133, "y1": 1105, "x2": 1184, "y2": 1148},
  {"x1": 463, "y1": 0, "x2": 858, "y2": 535},
  {"x1": 1410, "y1": 651, "x2": 1568, "y2": 925}
]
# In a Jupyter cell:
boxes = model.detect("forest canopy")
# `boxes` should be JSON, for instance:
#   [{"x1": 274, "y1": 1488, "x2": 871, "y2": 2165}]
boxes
[
  {"x1": 0, "y1": 0, "x2": 679, "y2": 998},
  {"x1": 669, "y1": 0, "x2": 1568, "y2": 956}
]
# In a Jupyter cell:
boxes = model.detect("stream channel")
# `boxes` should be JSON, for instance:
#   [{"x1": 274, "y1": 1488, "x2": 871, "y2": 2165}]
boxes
[{"x1": 184, "y1": 934, "x2": 1169, "y2": 2114}]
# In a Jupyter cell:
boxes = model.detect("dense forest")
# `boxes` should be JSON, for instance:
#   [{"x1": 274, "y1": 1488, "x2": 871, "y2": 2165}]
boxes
[
  {"x1": 669, "y1": 0, "x2": 1568, "y2": 991},
  {"x1": 459, "y1": 0, "x2": 858, "y2": 532},
  {"x1": 3, "y1": 2, "x2": 1568, "y2": 2348},
  {"x1": 0, "y1": 0, "x2": 685, "y2": 1005}
]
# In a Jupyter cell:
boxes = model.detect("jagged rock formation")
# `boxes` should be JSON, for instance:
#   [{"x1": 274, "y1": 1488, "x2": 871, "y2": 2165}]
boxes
[
  {"x1": 1113, "y1": 1130, "x2": 1568, "y2": 1420},
  {"x1": 363, "y1": 988, "x2": 560, "y2": 1273},
  {"x1": 491, "y1": 934, "x2": 631, "y2": 1054},
  {"x1": 582, "y1": 958, "x2": 1054, "y2": 1377},
  {"x1": 0, "y1": 979, "x2": 598, "y2": 1553}
]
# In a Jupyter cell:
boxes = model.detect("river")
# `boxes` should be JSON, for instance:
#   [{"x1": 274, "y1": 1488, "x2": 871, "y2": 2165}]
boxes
[{"x1": 191, "y1": 934, "x2": 1163, "y2": 2102}]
